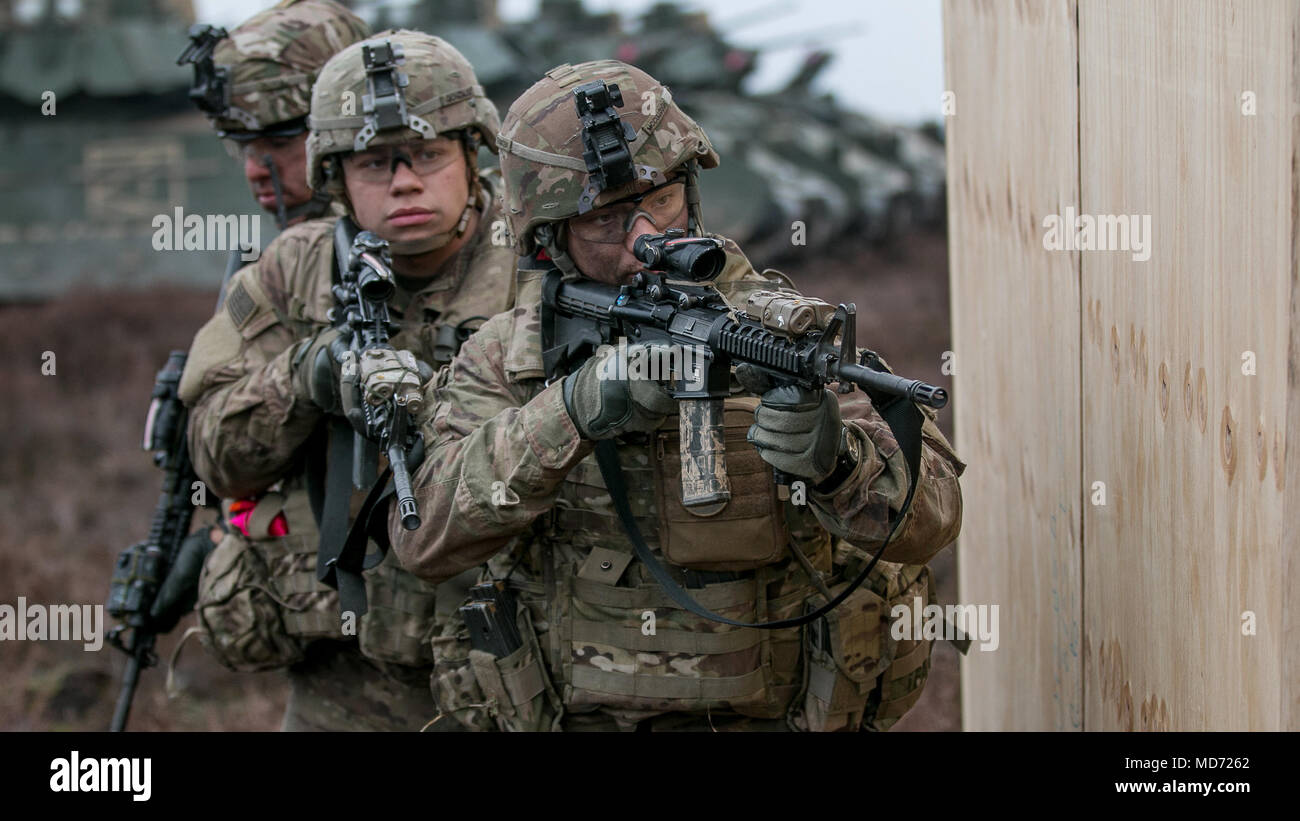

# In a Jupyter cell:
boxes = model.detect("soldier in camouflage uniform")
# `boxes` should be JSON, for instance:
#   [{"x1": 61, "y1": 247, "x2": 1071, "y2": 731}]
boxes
[
  {"x1": 185, "y1": 0, "x2": 371, "y2": 230},
  {"x1": 178, "y1": 30, "x2": 517, "y2": 731},
  {"x1": 390, "y1": 60, "x2": 966, "y2": 732},
  {"x1": 136, "y1": 0, "x2": 372, "y2": 645}
]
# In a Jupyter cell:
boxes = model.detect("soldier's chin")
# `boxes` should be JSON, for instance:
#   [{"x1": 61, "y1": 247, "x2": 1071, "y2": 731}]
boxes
[{"x1": 384, "y1": 222, "x2": 444, "y2": 245}]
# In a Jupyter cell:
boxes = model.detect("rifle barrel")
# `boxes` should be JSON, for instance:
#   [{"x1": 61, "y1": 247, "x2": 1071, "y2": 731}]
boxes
[
  {"x1": 837, "y1": 362, "x2": 947, "y2": 409},
  {"x1": 389, "y1": 442, "x2": 421, "y2": 531}
]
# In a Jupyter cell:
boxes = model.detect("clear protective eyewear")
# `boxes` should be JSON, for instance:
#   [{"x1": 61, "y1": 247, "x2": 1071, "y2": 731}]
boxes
[
  {"x1": 221, "y1": 134, "x2": 304, "y2": 164},
  {"x1": 341, "y1": 139, "x2": 461, "y2": 185},
  {"x1": 567, "y1": 180, "x2": 687, "y2": 244}
]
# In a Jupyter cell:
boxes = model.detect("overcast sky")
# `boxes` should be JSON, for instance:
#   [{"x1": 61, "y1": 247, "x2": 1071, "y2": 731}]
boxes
[{"x1": 193, "y1": 0, "x2": 944, "y2": 124}]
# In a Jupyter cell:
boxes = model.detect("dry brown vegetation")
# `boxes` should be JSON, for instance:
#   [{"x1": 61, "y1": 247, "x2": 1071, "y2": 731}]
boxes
[{"x1": 0, "y1": 231, "x2": 957, "y2": 732}]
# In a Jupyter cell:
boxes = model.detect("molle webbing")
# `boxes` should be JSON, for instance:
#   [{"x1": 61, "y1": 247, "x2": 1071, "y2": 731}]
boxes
[
  {"x1": 569, "y1": 574, "x2": 755, "y2": 610},
  {"x1": 569, "y1": 620, "x2": 760, "y2": 654},
  {"x1": 570, "y1": 666, "x2": 767, "y2": 701},
  {"x1": 281, "y1": 605, "x2": 338, "y2": 636},
  {"x1": 561, "y1": 571, "x2": 768, "y2": 702},
  {"x1": 872, "y1": 641, "x2": 931, "y2": 721}
]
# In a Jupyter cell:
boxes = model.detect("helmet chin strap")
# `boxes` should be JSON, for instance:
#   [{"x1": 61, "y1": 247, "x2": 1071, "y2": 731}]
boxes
[
  {"x1": 262, "y1": 154, "x2": 333, "y2": 230},
  {"x1": 282, "y1": 191, "x2": 334, "y2": 225},
  {"x1": 683, "y1": 159, "x2": 706, "y2": 235},
  {"x1": 533, "y1": 223, "x2": 582, "y2": 281}
]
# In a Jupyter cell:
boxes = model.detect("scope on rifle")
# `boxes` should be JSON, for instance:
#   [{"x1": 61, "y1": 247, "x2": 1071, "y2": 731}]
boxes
[
  {"x1": 349, "y1": 231, "x2": 396, "y2": 302},
  {"x1": 633, "y1": 230, "x2": 725, "y2": 281}
]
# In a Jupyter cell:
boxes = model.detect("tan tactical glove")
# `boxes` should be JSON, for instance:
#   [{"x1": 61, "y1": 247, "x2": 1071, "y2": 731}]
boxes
[{"x1": 563, "y1": 343, "x2": 678, "y2": 440}]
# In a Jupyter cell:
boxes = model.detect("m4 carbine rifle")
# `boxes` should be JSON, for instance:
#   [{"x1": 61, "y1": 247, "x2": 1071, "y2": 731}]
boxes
[
  {"x1": 106, "y1": 351, "x2": 197, "y2": 731},
  {"x1": 541, "y1": 230, "x2": 947, "y2": 629},
  {"x1": 330, "y1": 226, "x2": 423, "y2": 532},
  {"x1": 542, "y1": 229, "x2": 947, "y2": 509}
]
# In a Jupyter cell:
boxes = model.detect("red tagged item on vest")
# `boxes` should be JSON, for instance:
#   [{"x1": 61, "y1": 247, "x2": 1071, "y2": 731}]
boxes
[{"x1": 228, "y1": 498, "x2": 289, "y2": 538}]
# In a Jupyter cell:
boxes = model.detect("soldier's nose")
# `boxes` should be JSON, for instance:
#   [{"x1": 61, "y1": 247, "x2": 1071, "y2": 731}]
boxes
[
  {"x1": 389, "y1": 161, "x2": 424, "y2": 193},
  {"x1": 244, "y1": 152, "x2": 271, "y2": 183},
  {"x1": 624, "y1": 215, "x2": 658, "y2": 254}
]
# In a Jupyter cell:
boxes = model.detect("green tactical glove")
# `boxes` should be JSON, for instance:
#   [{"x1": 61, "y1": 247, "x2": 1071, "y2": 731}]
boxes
[
  {"x1": 292, "y1": 326, "x2": 350, "y2": 413},
  {"x1": 564, "y1": 343, "x2": 678, "y2": 440},
  {"x1": 148, "y1": 528, "x2": 218, "y2": 634},
  {"x1": 746, "y1": 383, "x2": 846, "y2": 485}
]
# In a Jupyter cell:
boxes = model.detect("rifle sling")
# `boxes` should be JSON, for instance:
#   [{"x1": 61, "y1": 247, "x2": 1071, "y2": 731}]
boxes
[
  {"x1": 594, "y1": 394, "x2": 924, "y2": 630},
  {"x1": 316, "y1": 418, "x2": 366, "y2": 618},
  {"x1": 331, "y1": 435, "x2": 426, "y2": 618}
]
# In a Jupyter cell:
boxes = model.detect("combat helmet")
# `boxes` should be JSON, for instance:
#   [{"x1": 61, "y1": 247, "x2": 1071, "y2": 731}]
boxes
[
  {"x1": 496, "y1": 59, "x2": 719, "y2": 275},
  {"x1": 306, "y1": 30, "x2": 501, "y2": 255},
  {"x1": 180, "y1": 0, "x2": 370, "y2": 138},
  {"x1": 177, "y1": 0, "x2": 371, "y2": 226}
]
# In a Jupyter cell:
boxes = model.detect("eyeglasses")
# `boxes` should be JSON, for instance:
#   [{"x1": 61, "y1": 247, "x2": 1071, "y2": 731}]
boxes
[
  {"x1": 222, "y1": 134, "x2": 303, "y2": 163},
  {"x1": 340, "y1": 139, "x2": 461, "y2": 185},
  {"x1": 567, "y1": 180, "x2": 687, "y2": 244}
]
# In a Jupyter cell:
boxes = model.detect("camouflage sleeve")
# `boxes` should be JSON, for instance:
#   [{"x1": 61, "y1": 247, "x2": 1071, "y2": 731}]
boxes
[
  {"x1": 178, "y1": 255, "x2": 321, "y2": 500},
  {"x1": 808, "y1": 392, "x2": 965, "y2": 565},
  {"x1": 390, "y1": 317, "x2": 594, "y2": 583}
]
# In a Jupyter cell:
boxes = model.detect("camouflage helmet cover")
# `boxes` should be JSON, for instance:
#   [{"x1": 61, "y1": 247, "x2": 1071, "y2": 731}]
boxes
[
  {"x1": 497, "y1": 59, "x2": 719, "y2": 256},
  {"x1": 306, "y1": 30, "x2": 502, "y2": 194},
  {"x1": 207, "y1": 0, "x2": 371, "y2": 136}
]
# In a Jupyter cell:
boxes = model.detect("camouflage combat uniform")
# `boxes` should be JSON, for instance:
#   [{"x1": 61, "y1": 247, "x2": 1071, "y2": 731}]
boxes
[
  {"x1": 180, "y1": 31, "x2": 516, "y2": 731},
  {"x1": 388, "y1": 60, "x2": 965, "y2": 732},
  {"x1": 394, "y1": 244, "x2": 963, "y2": 731}
]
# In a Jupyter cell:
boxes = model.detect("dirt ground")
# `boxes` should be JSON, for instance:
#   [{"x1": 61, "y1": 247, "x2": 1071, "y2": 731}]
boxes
[{"x1": 0, "y1": 229, "x2": 959, "y2": 732}]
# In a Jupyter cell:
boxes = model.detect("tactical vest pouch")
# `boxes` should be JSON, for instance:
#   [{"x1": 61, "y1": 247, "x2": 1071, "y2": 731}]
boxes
[
  {"x1": 259, "y1": 491, "x2": 344, "y2": 642},
  {"x1": 195, "y1": 529, "x2": 305, "y2": 672},
  {"x1": 651, "y1": 397, "x2": 788, "y2": 571},
  {"x1": 789, "y1": 580, "x2": 893, "y2": 732},
  {"x1": 358, "y1": 556, "x2": 439, "y2": 667},
  {"x1": 254, "y1": 488, "x2": 438, "y2": 668},
  {"x1": 466, "y1": 599, "x2": 562, "y2": 731},
  {"x1": 429, "y1": 620, "x2": 497, "y2": 731},
  {"x1": 864, "y1": 564, "x2": 934, "y2": 730}
]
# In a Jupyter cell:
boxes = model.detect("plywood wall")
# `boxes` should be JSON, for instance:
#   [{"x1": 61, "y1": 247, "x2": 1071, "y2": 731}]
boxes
[
  {"x1": 946, "y1": 0, "x2": 1300, "y2": 731},
  {"x1": 944, "y1": 0, "x2": 1083, "y2": 731}
]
